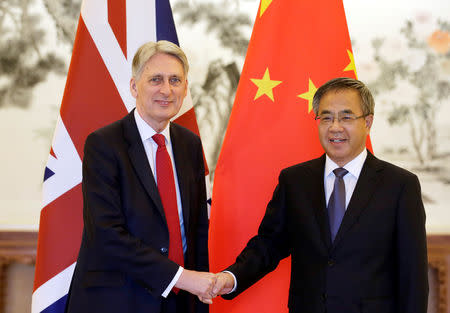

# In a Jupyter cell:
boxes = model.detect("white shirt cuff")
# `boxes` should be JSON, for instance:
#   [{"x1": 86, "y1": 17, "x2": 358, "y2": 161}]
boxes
[
  {"x1": 222, "y1": 270, "x2": 237, "y2": 294},
  {"x1": 162, "y1": 266, "x2": 184, "y2": 298}
]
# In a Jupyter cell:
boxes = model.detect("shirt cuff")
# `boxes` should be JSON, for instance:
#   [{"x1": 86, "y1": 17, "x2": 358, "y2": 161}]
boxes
[
  {"x1": 162, "y1": 266, "x2": 184, "y2": 298},
  {"x1": 222, "y1": 270, "x2": 237, "y2": 294}
]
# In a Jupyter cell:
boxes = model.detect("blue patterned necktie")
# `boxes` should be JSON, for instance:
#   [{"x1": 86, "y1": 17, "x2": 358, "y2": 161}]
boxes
[{"x1": 328, "y1": 167, "x2": 348, "y2": 242}]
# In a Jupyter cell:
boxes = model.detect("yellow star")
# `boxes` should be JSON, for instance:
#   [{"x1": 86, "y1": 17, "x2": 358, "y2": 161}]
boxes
[
  {"x1": 343, "y1": 49, "x2": 358, "y2": 78},
  {"x1": 260, "y1": 0, "x2": 273, "y2": 17},
  {"x1": 250, "y1": 68, "x2": 282, "y2": 102},
  {"x1": 297, "y1": 79, "x2": 317, "y2": 113}
]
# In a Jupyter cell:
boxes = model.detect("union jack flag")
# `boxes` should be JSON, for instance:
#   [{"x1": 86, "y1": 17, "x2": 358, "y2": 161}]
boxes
[{"x1": 32, "y1": 1, "x2": 210, "y2": 312}]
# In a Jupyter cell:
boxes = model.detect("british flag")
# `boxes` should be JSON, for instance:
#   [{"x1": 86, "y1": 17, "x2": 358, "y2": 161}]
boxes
[{"x1": 32, "y1": 1, "x2": 210, "y2": 312}]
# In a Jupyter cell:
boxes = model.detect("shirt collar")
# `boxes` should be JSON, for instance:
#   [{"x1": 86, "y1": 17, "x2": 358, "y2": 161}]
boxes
[
  {"x1": 325, "y1": 149, "x2": 367, "y2": 178},
  {"x1": 134, "y1": 109, "x2": 171, "y2": 143}
]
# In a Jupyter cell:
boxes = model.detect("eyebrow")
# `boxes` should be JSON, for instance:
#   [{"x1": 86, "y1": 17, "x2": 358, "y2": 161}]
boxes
[{"x1": 319, "y1": 109, "x2": 355, "y2": 114}]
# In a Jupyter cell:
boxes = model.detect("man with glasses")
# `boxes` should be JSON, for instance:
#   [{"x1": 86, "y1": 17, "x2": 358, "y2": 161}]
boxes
[{"x1": 212, "y1": 77, "x2": 428, "y2": 313}]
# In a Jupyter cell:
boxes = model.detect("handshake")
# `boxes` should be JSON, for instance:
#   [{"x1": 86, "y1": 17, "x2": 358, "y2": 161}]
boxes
[{"x1": 175, "y1": 270, "x2": 235, "y2": 304}]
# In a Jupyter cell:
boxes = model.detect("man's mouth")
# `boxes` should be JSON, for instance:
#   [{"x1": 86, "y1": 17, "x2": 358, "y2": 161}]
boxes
[
  {"x1": 330, "y1": 138, "x2": 346, "y2": 143},
  {"x1": 156, "y1": 100, "x2": 172, "y2": 105}
]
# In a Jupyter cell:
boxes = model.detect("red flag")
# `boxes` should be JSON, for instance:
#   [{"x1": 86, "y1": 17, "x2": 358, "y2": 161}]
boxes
[
  {"x1": 209, "y1": 1, "x2": 369, "y2": 312},
  {"x1": 32, "y1": 1, "x2": 209, "y2": 312}
]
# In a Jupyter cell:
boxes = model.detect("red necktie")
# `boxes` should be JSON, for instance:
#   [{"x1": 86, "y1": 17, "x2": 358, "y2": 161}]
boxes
[{"x1": 152, "y1": 134, "x2": 184, "y2": 293}]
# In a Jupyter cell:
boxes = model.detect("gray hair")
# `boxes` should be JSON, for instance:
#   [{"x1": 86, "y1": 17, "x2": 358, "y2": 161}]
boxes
[
  {"x1": 132, "y1": 40, "x2": 189, "y2": 80},
  {"x1": 312, "y1": 77, "x2": 375, "y2": 116}
]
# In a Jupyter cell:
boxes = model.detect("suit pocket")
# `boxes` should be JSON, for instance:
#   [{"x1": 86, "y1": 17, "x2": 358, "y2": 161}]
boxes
[
  {"x1": 82, "y1": 271, "x2": 126, "y2": 288},
  {"x1": 360, "y1": 297, "x2": 394, "y2": 313}
]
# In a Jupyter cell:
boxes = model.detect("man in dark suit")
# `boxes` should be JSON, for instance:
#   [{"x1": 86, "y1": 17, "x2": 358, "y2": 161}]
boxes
[
  {"x1": 211, "y1": 77, "x2": 429, "y2": 313},
  {"x1": 65, "y1": 41, "x2": 214, "y2": 313}
]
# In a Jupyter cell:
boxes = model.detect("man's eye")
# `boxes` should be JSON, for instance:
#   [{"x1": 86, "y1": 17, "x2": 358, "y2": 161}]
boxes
[
  {"x1": 341, "y1": 116, "x2": 353, "y2": 121},
  {"x1": 169, "y1": 77, "x2": 181, "y2": 85},
  {"x1": 321, "y1": 116, "x2": 333, "y2": 122},
  {"x1": 150, "y1": 77, "x2": 162, "y2": 84}
]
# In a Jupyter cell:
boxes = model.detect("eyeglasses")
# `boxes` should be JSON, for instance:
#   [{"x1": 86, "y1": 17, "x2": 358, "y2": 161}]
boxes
[{"x1": 314, "y1": 113, "x2": 368, "y2": 125}]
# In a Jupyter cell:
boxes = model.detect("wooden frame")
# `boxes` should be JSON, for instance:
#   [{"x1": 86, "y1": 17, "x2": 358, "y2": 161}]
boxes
[
  {"x1": 428, "y1": 235, "x2": 450, "y2": 313},
  {"x1": 0, "y1": 231, "x2": 37, "y2": 312}
]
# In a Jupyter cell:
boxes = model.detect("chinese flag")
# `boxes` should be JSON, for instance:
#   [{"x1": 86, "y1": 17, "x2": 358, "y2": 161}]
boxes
[{"x1": 209, "y1": 0, "x2": 365, "y2": 312}]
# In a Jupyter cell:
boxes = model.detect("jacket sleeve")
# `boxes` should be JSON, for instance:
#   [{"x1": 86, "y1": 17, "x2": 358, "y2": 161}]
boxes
[
  {"x1": 223, "y1": 170, "x2": 291, "y2": 298},
  {"x1": 396, "y1": 173, "x2": 428, "y2": 313}
]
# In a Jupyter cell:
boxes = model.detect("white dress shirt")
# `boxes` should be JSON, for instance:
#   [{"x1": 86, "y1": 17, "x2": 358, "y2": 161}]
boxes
[
  {"x1": 134, "y1": 109, "x2": 185, "y2": 297},
  {"x1": 324, "y1": 149, "x2": 367, "y2": 209}
]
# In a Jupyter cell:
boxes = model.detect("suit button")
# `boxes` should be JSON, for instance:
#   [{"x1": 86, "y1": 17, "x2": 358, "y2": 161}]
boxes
[
  {"x1": 160, "y1": 247, "x2": 168, "y2": 254},
  {"x1": 328, "y1": 259, "x2": 335, "y2": 266}
]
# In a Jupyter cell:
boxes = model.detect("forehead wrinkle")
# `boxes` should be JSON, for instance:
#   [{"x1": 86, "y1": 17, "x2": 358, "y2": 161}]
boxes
[
  {"x1": 139, "y1": 55, "x2": 185, "y2": 78},
  {"x1": 319, "y1": 109, "x2": 355, "y2": 115}
]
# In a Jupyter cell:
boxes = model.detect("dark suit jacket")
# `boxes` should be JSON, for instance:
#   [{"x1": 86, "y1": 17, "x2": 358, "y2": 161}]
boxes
[
  {"x1": 224, "y1": 152, "x2": 428, "y2": 313},
  {"x1": 65, "y1": 110, "x2": 209, "y2": 313}
]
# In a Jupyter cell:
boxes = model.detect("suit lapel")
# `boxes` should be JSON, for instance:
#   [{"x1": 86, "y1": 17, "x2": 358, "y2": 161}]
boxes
[
  {"x1": 332, "y1": 152, "x2": 384, "y2": 248},
  {"x1": 122, "y1": 111, "x2": 166, "y2": 220},
  {"x1": 170, "y1": 123, "x2": 191, "y2": 230},
  {"x1": 309, "y1": 156, "x2": 333, "y2": 250}
]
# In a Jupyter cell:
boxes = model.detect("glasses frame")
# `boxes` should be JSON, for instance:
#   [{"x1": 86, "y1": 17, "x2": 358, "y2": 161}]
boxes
[{"x1": 314, "y1": 113, "x2": 369, "y2": 125}]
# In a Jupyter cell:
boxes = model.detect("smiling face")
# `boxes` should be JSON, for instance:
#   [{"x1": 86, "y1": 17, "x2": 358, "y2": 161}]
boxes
[
  {"x1": 317, "y1": 89, "x2": 373, "y2": 167},
  {"x1": 130, "y1": 52, "x2": 188, "y2": 132}
]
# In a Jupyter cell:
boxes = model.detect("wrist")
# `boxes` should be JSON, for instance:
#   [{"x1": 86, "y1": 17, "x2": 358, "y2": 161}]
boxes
[{"x1": 175, "y1": 269, "x2": 193, "y2": 290}]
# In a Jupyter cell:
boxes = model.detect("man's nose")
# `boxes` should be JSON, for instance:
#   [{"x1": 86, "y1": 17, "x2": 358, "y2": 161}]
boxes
[
  {"x1": 329, "y1": 117, "x2": 344, "y2": 131},
  {"x1": 160, "y1": 80, "x2": 171, "y2": 94}
]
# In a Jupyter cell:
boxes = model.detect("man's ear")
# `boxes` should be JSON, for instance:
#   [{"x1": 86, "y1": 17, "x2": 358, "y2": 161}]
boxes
[
  {"x1": 130, "y1": 78, "x2": 138, "y2": 98},
  {"x1": 184, "y1": 79, "x2": 189, "y2": 98},
  {"x1": 365, "y1": 114, "x2": 374, "y2": 130}
]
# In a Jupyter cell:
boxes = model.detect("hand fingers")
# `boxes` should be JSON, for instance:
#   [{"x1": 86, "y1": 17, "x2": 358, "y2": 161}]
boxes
[
  {"x1": 219, "y1": 286, "x2": 233, "y2": 295},
  {"x1": 209, "y1": 287, "x2": 218, "y2": 299},
  {"x1": 198, "y1": 296, "x2": 213, "y2": 305},
  {"x1": 212, "y1": 279, "x2": 223, "y2": 295},
  {"x1": 199, "y1": 274, "x2": 217, "y2": 300},
  {"x1": 210, "y1": 274, "x2": 218, "y2": 290},
  {"x1": 212, "y1": 273, "x2": 230, "y2": 295}
]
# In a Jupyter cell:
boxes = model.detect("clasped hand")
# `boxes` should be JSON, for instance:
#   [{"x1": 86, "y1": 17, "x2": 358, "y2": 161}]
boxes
[{"x1": 175, "y1": 270, "x2": 235, "y2": 304}]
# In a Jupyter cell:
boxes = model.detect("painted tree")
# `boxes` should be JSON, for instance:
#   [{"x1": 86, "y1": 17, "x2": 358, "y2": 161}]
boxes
[
  {"x1": 368, "y1": 20, "x2": 450, "y2": 166},
  {"x1": 173, "y1": 0, "x2": 252, "y2": 176},
  {"x1": 0, "y1": 0, "x2": 65, "y2": 108},
  {"x1": 43, "y1": 0, "x2": 80, "y2": 45}
]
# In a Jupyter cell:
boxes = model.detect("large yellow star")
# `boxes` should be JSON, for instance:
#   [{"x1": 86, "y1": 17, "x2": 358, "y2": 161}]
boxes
[
  {"x1": 260, "y1": 0, "x2": 273, "y2": 17},
  {"x1": 250, "y1": 68, "x2": 282, "y2": 102},
  {"x1": 343, "y1": 49, "x2": 358, "y2": 78},
  {"x1": 297, "y1": 79, "x2": 317, "y2": 113}
]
